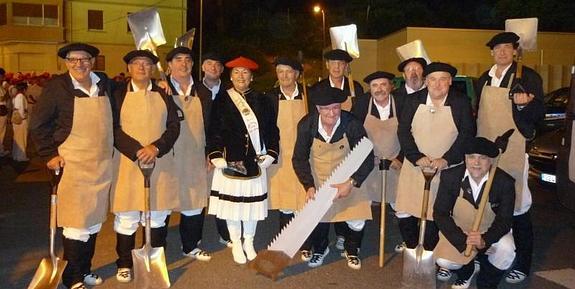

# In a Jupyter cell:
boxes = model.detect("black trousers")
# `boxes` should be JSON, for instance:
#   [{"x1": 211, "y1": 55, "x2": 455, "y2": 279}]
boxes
[
  {"x1": 179, "y1": 211, "x2": 205, "y2": 254},
  {"x1": 454, "y1": 254, "x2": 505, "y2": 289},
  {"x1": 511, "y1": 210, "x2": 533, "y2": 275},
  {"x1": 305, "y1": 222, "x2": 365, "y2": 255},
  {"x1": 398, "y1": 216, "x2": 439, "y2": 250},
  {"x1": 216, "y1": 217, "x2": 230, "y2": 242},
  {"x1": 62, "y1": 234, "x2": 98, "y2": 288}
]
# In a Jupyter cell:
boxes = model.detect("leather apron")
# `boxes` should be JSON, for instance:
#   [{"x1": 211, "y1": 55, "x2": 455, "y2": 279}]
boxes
[
  {"x1": 173, "y1": 93, "x2": 208, "y2": 211},
  {"x1": 477, "y1": 75, "x2": 528, "y2": 210},
  {"x1": 311, "y1": 135, "x2": 372, "y2": 222},
  {"x1": 57, "y1": 95, "x2": 114, "y2": 228},
  {"x1": 395, "y1": 104, "x2": 458, "y2": 220},
  {"x1": 111, "y1": 88, "x2": 178, "y2": 212},
  {"x1": 362, "y1": 97, "x2": 401, "y2": 203},
  {"x1": 434, "y1": 188, "x2": 496, "y2": 264},
  {"x1": 268, "y1": 99, "x2": 307, "y2": 211},
  {"x1": 341, "y1": 96, "x2": 353, "y2": 112}
]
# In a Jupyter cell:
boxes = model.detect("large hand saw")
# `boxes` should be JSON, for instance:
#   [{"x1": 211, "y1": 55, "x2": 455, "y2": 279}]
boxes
[{"x1": 250, "y1": 137, "x2": 373, "y2": 279}]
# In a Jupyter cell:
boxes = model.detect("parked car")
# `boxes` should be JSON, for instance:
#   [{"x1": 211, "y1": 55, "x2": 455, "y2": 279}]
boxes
[
  {"x1": 529, "y1": 127, "x2": 564, "y2": 185},
  {"x1": 538, "y1": 87, "x2": 569, "y2": 133}
]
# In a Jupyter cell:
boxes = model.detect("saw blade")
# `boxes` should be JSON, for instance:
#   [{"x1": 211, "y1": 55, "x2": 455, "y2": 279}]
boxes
[{"x1": 267, "y1": 137, "x2": 373, "y2": 258}]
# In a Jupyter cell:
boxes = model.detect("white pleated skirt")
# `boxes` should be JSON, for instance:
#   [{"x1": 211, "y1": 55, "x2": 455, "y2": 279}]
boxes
[{"x1": 208, "y1": 168, "x2": 268, "y2": 221}]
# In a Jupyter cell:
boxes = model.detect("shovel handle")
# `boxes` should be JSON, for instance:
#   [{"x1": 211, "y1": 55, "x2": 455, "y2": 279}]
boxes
[
  {"x1": 464, "y1": 153, "x2": 501, "y2": 257},
  {"x1": 379, "y1": 170, "x2": 387, "y2": 267}
]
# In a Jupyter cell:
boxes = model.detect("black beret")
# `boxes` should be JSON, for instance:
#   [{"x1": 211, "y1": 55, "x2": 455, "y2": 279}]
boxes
[
  {"x1": 465, "y1": 137, "x2": 499, "y2": 158},
  {"x1": 310, "y1": 86, "x2": 347, "y2": 106},
  {"x1": 274, "y1": 57, "x2": 303, "y2": 72},
  {"x1": 202, "y1": 52, "x2": 224, "y2": 64},
  {"x1": 363, "y1": 71, "x2": 395, "y2": 84},
  {"x1": 423, "y1": 62, "x2": 457, "y2": 77},
  {"x1": 324, "y1": 49, "x2": 353, "y2": 63},
  {"x1": 166, "y1": 47, "x2": 192, "y2": 62},
  {"x1": 397, "y1": 57, "x2": 427, "y2": 72},
  {"x1": 0, "y1": 68, "x2": 5, "y2": 75},
  {"x1": 486, "y1": 32, "x2": 520, "y2": 49},
  {"x1": 58, "y1": 43, "x2": 100, "y2": 59},
  {"x1": 123, "y1": 50, "x2": 159, "y2": 64}
]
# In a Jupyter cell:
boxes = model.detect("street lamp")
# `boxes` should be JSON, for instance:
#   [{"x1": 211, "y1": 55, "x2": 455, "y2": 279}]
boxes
[{"x1": 313, "y1": 4, "x2": 326, "y2": 76}]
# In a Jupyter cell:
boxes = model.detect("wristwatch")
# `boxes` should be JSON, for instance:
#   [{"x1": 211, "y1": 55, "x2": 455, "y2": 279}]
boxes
[{"x1": 349, "y1": 178, "x2": 357, "y2": 187}]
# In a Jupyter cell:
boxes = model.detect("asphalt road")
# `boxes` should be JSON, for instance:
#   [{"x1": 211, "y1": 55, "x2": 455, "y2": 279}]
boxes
[{"x1": 1, "y1": 156, "x2": 574, "y2": 289}]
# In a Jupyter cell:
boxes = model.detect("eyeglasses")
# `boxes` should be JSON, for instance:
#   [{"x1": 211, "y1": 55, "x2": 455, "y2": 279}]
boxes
[{"x1": 65, "y1": 57, "x2": 92, "y2": 64}]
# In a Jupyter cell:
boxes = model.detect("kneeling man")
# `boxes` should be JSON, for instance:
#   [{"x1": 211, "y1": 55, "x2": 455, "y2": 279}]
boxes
[{"x1": 434, "y1": 137, "x2": 516, "y2": 289}]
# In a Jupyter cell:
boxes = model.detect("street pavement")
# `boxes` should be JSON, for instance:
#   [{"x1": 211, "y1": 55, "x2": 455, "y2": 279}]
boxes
[{"x1": 1, "y1": 155, "x2": 574, "y2": 289}]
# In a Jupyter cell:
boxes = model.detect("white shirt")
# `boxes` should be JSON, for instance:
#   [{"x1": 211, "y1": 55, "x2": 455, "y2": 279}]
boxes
[
  {"x1": 280, "y1": 85, "x2": 300, "y2": 100},
  {"x1": 202, "y1": 77, "x2": 221, "y2": 100},
  {"x1": 70, "y1": 72, "x2": 100, "y2": 97},
  {"x1": 329, "y1": 76, "x2": 345, "y2": 90},
  {"x1": 488, "y1": 63, "x2": 512, "y2": 87},
  {"x1": 425, "y1": 93, "x2": 447, "y2": 107},
  {"x1": 170, "y1": 75, "x2": 194, "y2": 96},
  {"x1": 317, "y1": 115, "x2": 341, "y2": 143},
  {"x1": 131, "y1": 80, "x2": 152, "y2": 92},
  {"x1": 405, "y1": 83, "x2": 425, "y2": 94},
  {"x1": 13, "y1": 92, "x2": 26, "y2": 118},
  {"x1": 463, "y1": 170, "x2": 490, "y2": 202},
  {"x1": 373, "y1": 98, "x2": 391, "y2": 120}
]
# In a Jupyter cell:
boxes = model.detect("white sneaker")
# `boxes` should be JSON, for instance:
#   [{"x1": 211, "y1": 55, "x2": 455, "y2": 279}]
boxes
[
  {"x1": 183, "y1": 247, "x2": 212, "y2": 261},
  {"x1": 451, "y1": 265, "x2": 479, "y2": 289},
  {"x1": 218, "y1": 237, "x2": 233, "y2": 248},
  {"x1": 70, "y1": 282, "x2": 87, "y2": 289},
  {"x1": 344, "y1": 252, "x2": 361, "y2": 270},
  {"x1": 437, "y1": 267, "x2": 453, "y2": 281},
  {"x1": 83, "y1": 272, "x2": 103, "y2": 286},
  {"x1": 394, "y1": 242, "x2": 406, "y2": 253},
  {"x1": 308, "y1": 247, "x2": 330, "y2": 268},
  {"x1": 335, "y1": 236, "x2": 345, "y2": 250},
  {"x1": 116, "y1": 268, "x2": 132, "y2": 283},
  {"x1": 300, "y1": 250, "x2": 313, "y2": 262},
  {"x1": 505, "y1": 269, "x2": 527, "y2": 284}
]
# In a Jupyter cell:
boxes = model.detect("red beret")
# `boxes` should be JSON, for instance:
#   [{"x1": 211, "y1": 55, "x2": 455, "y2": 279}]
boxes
[{"x1": 225, "y1": 56, "x2": 259, "y2": 71}]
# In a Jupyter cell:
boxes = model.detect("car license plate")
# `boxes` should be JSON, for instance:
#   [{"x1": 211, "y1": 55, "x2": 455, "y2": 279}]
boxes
[{"x1": 541, "y1": 173, "x2": 556, "y2": 184}]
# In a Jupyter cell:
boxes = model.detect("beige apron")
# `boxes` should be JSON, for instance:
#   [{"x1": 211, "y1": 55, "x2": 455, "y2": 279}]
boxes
[
  {"x1": 173, "y1": 94, "x2": 208, "y2": 211},
  {"x1": 311, "y1": 136, "x2": 372, "y2": 222},
  {"x1": 395, "y1": 104, "x2": 458, "y2": 220},
  {"x1": 111, "y1": 88, "x2": 178, "y2": 212},
  {"x1": 341, "y1": 96, "x2": 353, "y2": 111},
  {"x1": 57, "y1": 96, "x2": 114, "y2": 228},
  {"x1": 268, "y1": 99, "x2": 307, "y2": 210},
  {"x1": 434, "y1": 188, "x2": 496, "y2": 264},
  {"x1": 362, "y1": 97, "x2": 401, "y2": 203},
  {"x1": 477, "y1": 75, "x2": 527, "y2": 210}
]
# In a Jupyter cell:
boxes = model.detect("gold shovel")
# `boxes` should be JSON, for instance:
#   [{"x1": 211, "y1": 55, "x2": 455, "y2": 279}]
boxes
[
  {"x1": 27, "y1": 169, "x2": 67, "y2": 289},
  {"x1": 132, "y1": 160, "x2": 170, "y2": 288},
  {"x1": 401, "y1": 167, "x2": 437, "y2": 289}
]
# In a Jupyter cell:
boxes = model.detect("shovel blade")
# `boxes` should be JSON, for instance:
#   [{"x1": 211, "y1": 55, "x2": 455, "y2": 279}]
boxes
[
  {"x1": 401, "y1": 247, "x2": 436, "y2": 289},
  {"x1": 27, "y1": 257, "x2": 67, "y2": 289},
  {"x1": 132, "y1": 246, "x2": 170, "y2": 288}
]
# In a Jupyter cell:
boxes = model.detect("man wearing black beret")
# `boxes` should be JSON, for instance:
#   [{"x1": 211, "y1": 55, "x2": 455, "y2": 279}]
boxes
[
  {"x1": 265, "y1": 57, "x2": 311, "y2": 245},
  {"x1": 351, "y1": 71, "x2": 403, "y2": 208},
  {"x1": 292, "y1": 86, "x2": 374, "y2": 269},
  {"x1": 396, "y1": 62, "x2": 476, "y2": 280},
  {"x1": 392, "y1": 57, "x2": 427, "y2": 107},
  {"x1": 311, "y1": 49, "x2": 365, "y2": 112},
  {"x1": 475, "y1": 31, "x2": 544, "y2": 284},
  {"x1": 164, "y1": 46, "x2": 214, "y2": 262},
  {"x1": 29, "y1": 42, "x2": 114, "y2": 289},
  {"x1": 111, "y1": 49, "x2": 180, "y2": 283},
  {"x1": 434, "y1": 137, "x2": 516, "y2": 289}
]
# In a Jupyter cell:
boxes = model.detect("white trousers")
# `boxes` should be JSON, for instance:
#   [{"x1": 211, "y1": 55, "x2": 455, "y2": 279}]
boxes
[
  {"x1": 436, "y1": 231, "x2": 516, "y2": 270},
  {"x1": 62, "y1": 223, "x2": 102, "y2": 242},
  {"x1": 114, "y1": 210, "x2": 171, "y2": 235},
  {"x1": 181, "y1": 208, "x2": 203, "y2": 216}
]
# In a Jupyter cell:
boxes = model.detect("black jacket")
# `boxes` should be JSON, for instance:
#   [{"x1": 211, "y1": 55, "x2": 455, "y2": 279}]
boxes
[
  {"x1": 29, "y1": 72, "x2": 116, "y2": 158},
  {"x1": 207, "y1": 88, "x2": 280, "y2": 178},
  {"x1": 398, "y1": 88, "x2": 476, "y2": 166},
  {"x1": 475, "y1": 62, "x2": 545, "y2": 140},
  {"x1": 113, "y1": 82, "x2": 181, "y2": 161},
  {"x1": 292, "y1": 111, "x2": 374, "y2": 191},
  {"x1": 434, "y1": 164, "x2": 515, "y2": 252}
]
